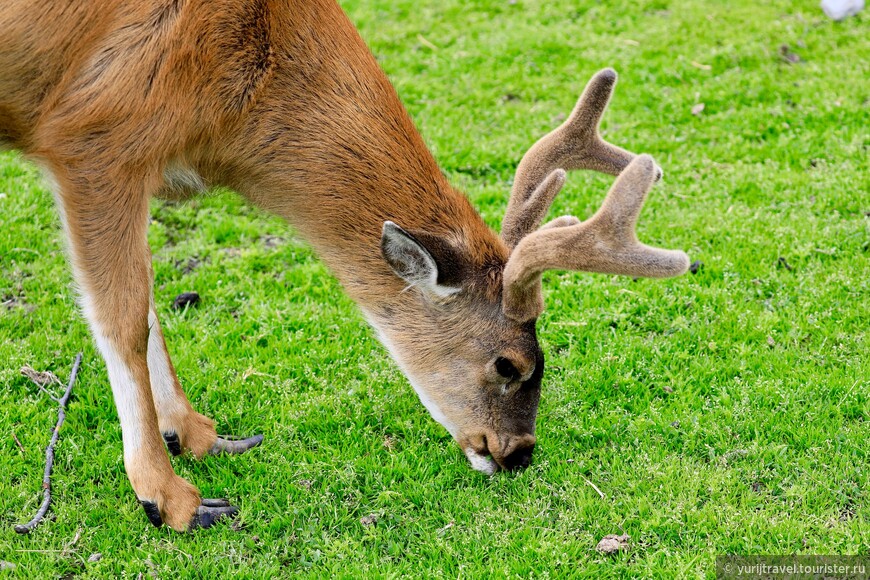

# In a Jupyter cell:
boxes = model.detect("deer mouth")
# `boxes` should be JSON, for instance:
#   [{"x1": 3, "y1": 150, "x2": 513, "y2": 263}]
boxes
[
  {"x1": 461, "y1": 430, "x2": 537, "y2": 474},
  {"x1": 462, "y1": 432, "x2": 511, "y2": 475},
  {"x1": 464, "y1": 446, "x2": 498, "y2": 475}
]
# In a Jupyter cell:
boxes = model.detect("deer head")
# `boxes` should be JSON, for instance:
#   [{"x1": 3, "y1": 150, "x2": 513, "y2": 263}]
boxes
[{"x1": 373, "y1": 69, "x2": 689, "y2": 475}]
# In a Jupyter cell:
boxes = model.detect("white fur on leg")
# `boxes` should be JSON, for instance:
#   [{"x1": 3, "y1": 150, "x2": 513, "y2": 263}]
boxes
[
  {"x1": 48, "y1": 169, "x2": 155, "y2": 492},
  {"x1": 68, "y1": 250, "x2": 147, "y2": 460},
  {"x1": 93, "y1": 331, "x2": 145, "y2": 461},
  {"x1": 147, "y1": 309, "x2": 187, "y2": 430}
]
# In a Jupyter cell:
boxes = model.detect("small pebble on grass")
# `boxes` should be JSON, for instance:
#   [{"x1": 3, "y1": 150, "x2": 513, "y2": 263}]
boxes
[{"x1": 596, "y1": 534, "x2": 630, "y2": 554}]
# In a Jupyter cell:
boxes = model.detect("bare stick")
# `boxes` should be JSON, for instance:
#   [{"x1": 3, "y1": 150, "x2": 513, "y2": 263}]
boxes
[
  {"x1": 582, "y1": 475, "x2": 606, "y2": 500},
  {"x1": 14, "y1": 353, "x2": 83, "y2": 534},
  {"x1": 12, "y1": 431, "x2": 26, "y2": 455}
]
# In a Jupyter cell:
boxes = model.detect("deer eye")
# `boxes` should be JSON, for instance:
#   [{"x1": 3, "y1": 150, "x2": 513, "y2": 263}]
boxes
[{"x1": 494, "y1": 357, "x2": 520, "y2": 381}]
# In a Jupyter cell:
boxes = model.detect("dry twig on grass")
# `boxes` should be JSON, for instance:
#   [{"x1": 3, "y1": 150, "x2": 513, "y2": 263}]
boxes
[
  {"x1": 12, "y1": 431, "x2": 26, "y2": 455},
  {"x1": 14, "y1": 352, "x2": 83, "y2": 534}
]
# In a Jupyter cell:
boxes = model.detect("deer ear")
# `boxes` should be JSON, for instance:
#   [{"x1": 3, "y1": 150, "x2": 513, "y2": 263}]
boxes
[{"x1": 381, "y1": 221, "x2": 460, "y2": 297}]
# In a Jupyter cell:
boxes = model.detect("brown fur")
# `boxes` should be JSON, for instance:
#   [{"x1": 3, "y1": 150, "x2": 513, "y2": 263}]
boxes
[{"x1": 2, "y1": 0, "x2": 686, "y2": 530}]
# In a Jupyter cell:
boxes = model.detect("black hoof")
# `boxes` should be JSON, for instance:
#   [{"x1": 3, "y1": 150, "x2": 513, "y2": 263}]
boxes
[
  {"x1": 141, "y1": 498, "x2": 238, "y2": 530},
  {"x1": 162, "y1": 432, "x2": 183, "y2": 456},
  {"x1": 190, "y1": 499, "x2": 239, "y2": 530},
  {"x1": 210, "y1": 434, "x2": 264, "y2": 455},
  {"x1": 140, "y1": 500, "x2": 163, "y2": 528}
]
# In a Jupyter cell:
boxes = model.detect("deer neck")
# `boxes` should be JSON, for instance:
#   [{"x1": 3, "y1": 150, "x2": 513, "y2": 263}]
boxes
[
  {"x1": 227, "y1": 81, "x2": 502, "y2": 312},
  {"x1": 207, "y1": 2, "x2": 507, "y2": 311}
]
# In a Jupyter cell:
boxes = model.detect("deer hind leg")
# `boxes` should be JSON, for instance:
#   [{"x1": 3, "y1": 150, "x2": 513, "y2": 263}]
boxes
[
  {"x1": 53, "y1": 170, "x2": 236, "y2": 530},
  {"x1": 146, "y1": 305, "x2": 216, "y2": 458},
  {"x1": 147, "y1": 304, "x2": 263, "y2": 457}
]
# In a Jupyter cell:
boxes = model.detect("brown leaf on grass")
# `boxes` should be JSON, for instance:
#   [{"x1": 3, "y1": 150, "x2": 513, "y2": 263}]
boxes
[
  {"x1": 596, "y1": 534, "x2": 630, "y2": 554},
  {"x1": 691, "y1": 103, "x2": 705, "y2": 116},
  {"x1": 260, "y1": 235, "x2": 285, "y2": 249},
  {"x1": 360, "y1": 514, "x2": 378, "y2": 527},
  {"x1": 175, "y1": 257, "x2": 202, "y2": 274},
  {"x1": 20, "y1": 365, "x2": 61, "y2": 387},
  {"x1": 779, "y1": 44, "x2": 801, "y2": 64},
  {"x1": 3, "y1": 294, "x2": 34, "y2": 312}
]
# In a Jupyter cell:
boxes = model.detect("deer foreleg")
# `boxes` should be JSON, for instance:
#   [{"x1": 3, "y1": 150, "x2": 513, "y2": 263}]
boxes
[
  {"x1": 52, "y1": 169, "x2": 236, "y2": 530},
  {"x1": 146, "y1": 309, "x2": 263, "y2": 457}
]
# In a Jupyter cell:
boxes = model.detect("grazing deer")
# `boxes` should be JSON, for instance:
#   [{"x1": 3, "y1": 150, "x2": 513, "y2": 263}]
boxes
[{"x1": 2, "y1": 0, "x2": 689, "y2": 531}]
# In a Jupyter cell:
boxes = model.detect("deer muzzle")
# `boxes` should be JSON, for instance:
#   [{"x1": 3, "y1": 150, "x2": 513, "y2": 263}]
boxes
[{"x1": 461, "y1": 431, "x2": 537, "y2": 474}]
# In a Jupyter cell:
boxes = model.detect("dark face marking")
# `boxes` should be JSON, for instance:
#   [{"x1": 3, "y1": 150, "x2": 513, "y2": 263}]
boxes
[
  {"x1": 502, "y1": 443, "x2": 535, "y2": 470},
  {"x1": 500, "y1": 332, "x2": 544, "y2": 436}
]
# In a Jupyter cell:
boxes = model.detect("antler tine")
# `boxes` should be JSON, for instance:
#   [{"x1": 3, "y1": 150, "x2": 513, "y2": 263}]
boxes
[
  {"x1": 501, "y1": 68, "x2": 643, "y2": 248},
  {"x1": 502, "y1": 155, "x2": 690, "y2": 322}
]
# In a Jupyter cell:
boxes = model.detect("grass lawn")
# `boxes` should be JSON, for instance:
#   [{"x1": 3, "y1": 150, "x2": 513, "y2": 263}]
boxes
[{"x1": 1, "y1": 0, "x2": 868, "y2": 576}]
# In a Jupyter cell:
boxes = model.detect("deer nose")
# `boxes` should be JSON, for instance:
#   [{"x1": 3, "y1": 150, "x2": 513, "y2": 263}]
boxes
[{"x1": 501, "y1": 440, "x2": 535, "y2": 471}]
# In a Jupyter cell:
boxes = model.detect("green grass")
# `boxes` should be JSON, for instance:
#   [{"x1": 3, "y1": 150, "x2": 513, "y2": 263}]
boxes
[{"x1": 1, "y1": 0, "x2": 868, "y2": 577}]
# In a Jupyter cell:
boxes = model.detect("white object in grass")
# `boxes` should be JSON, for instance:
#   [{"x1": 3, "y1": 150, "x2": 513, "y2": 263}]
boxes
[{"x1": 820, "y1": 0, "x2": 864, "y2": 20}]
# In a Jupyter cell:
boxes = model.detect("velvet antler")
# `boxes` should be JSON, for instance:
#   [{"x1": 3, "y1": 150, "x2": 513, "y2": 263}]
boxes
[
  {"x1": 501, "y1": 68, "x2": 648, "y2": 249},
  {"x1": 502, "y1": 154, "x2": 690, "y2": 322},
  {"x1": 499, "y1": 68, "x2": 689, "y2": 322}
]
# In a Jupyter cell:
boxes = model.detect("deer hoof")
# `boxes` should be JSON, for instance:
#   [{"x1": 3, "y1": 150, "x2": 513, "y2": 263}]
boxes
[
  {"x1": 189, "y1": 499, "x2": 239, "y2": 530},
  {"x1": 209, "y1": 434, "x2": 264, "y2": 455},
  {"x1": 140, "y1": 500, "x2": 164, "y2": 527},
  {"x1": 140, "y1": 498, "x2": 238, "y2": 530},
  {"x1": 162, "y1": 432, "x2": 183, "y2": 456}
]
